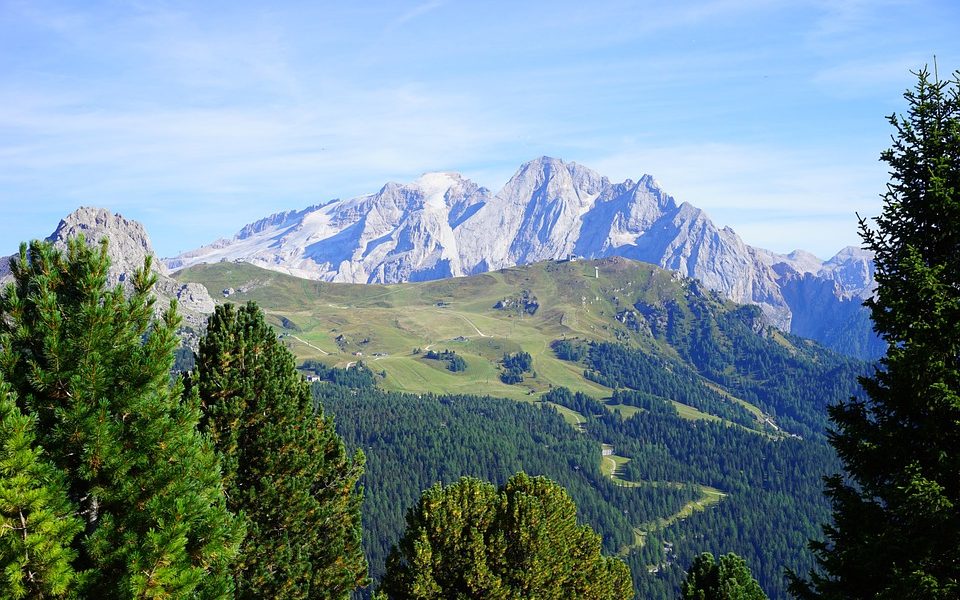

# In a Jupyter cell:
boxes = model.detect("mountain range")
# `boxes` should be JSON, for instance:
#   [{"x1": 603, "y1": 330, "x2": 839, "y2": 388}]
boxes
[
  {"x1": 166, "y1": 157, "x2": 882, "y2": 359},
  {"x1": 0, "y1": 182, "x2": 874, "y2": 599}
]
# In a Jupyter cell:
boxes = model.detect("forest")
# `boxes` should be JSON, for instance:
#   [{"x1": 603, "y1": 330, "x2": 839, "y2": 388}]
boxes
[
  {"x1": 0, "y1": 240, "x2": 873, "y2": 600},
  {"x1": 2, "y1": 68, "x2": 958, "y2": 600},
  {"x1": 317, "y1": 361, "x2": 843, "y2": 599}
]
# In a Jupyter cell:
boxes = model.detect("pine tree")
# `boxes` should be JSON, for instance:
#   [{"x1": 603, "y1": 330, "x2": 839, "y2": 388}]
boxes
[
  {"x1": 791, "y1": 67, "x2": 960, "y2": 598},
  {"x1": 0, "y1": 238, "x2": 243, "y2": 599},
  {"x1": 189, "y1": 302, "x2": 368, "y2": 599},
  {"x1": 380, "y1": 472, "x2": 632, "y2": 600},
  {"x1": 0, "y1": 378, "x2": 82, "y2": 600},
  {"x1": 681, "y1": 552, "x2": 768, "y2": 600}
]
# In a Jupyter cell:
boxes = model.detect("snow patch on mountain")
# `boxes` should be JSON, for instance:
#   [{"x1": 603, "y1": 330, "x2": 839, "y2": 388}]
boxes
[{"x1": 165, "y1": 157, "x2": 879, "y2": 357}]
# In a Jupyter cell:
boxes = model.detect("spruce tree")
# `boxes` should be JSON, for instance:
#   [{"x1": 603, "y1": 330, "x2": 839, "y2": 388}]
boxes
[
  {"x1": 189, "y1": 302, "x2": 368, "y2": 599},
  {"x1": 380, "y1": 472, "x2": 632, "y2": 600},
  {"x1": 791, "y1": 67, "x2": 960, "y2": 598},
  {"x1": 681, "y1": 552, "x2": 767, "y2": 600},
  {"x1": 0, "y1": 238, "x2": 243, "y2": 599},
  {"x1": 0, "y1": 378, "x2": 82, "y2": 599}
]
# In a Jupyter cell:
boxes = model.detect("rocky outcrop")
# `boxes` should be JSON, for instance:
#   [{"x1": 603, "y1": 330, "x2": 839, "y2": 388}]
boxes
[
  {"x1": 48, "y1": 206, "x2": 170, "y2": 279},
  {"x1": 2, "y1": 207, "x2": 215, "y2": 336}
]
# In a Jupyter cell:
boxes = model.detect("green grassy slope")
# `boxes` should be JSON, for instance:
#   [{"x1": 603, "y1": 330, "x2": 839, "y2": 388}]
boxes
[
  {"x1": 176, "y1": 257, "x2": 784, "y2": 427},
  {"x1": 177, "y1": 258, "x2": 870, "y2": 599}
]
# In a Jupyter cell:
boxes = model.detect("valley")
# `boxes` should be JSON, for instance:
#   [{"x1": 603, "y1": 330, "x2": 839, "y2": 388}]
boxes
[{"x1": 178, "y1": 254, "x2": 868, "y2": 599}]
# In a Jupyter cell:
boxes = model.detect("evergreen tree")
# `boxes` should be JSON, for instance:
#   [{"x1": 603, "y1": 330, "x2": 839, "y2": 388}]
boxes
[
  {"x1": 189, "y1": 302, "x2": 367, "y2": 599},
  {"x1": 0, "y1": 378, "x2": 82, "y2": 600},
  {"x1": 681, "y1": 552, "x2": 767, "y2": 600},
  {"x1": 380, "y1": 472, "x2": 632, "y2": 600},
  {"x1": 791, "y1": 67, "x2": 960, "y2": 598},
  {"x1": 0, "y1": 238, "x2": 243, "y2": 599}
]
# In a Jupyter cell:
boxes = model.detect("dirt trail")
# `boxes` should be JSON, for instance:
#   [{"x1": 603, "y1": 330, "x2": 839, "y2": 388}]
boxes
[{"x1": 290, "y1": 335, "x2": 328, "y2": 355}]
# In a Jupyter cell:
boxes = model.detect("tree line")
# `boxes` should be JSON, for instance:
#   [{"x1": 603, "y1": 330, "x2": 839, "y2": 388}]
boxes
[
  {"x1": 0, "y1": 239, "x2": 635, "y2": 600},
  {"x1": 2, "y1": 66, "x2": 955, "y2": 600}
]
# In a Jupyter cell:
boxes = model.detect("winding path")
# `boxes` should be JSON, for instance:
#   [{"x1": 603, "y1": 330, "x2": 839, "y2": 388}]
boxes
[
  {"x1": 599, "y1": 448, "x2": 726, "y2": 553},
  {"x1": 290, "y1": 335, "x2": 329, "y2": 355}
]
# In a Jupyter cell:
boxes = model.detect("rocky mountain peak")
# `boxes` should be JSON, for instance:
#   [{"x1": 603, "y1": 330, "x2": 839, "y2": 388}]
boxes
[
  {"x1": 3, "y1": 207, "x2": 215, "y2": 336},
  {"x1": 503, "y1": 157, "x2": 606, "y2": 207},
  {"x1": 822, "y1": 246, "x2": 876, "y2": 299},
  {"x1": 162, "y1": 157, "x2": 882, "y2": 358},
  {"x1": 412, "y1": 172, "x2": 465, "y2": 205},
  {"x1": 237, "y1": 205, "x2": 326, "y2": 240},
  {"x1": 51, "y1": 206, "x2": 168, "y2": 279}
]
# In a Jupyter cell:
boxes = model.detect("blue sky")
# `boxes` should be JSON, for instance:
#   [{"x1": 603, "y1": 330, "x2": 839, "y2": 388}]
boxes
[{"x1": 2, "y1": 0, "x2": 958, "y2": 260}]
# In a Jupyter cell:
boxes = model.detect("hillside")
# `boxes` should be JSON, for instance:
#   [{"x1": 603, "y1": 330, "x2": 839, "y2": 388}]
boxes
[
  {"x1": 167, "y1": 157, "x2": 883, "y2": 359},
  {"x1": 176, "y1": 256, "x2": 863, "y2": 438},
  {"x1": 177, "y1": 255, "x2": 869, "y2": 599},
  {"x1": 179, "y1": 256, "x2": 651, "y2": 401}
]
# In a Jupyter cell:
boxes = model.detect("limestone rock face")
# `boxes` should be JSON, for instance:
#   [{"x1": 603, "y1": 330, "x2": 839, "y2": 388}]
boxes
[
  {"x1": 161, "y1": 157, "x2": 879, "y2": 358},
  {"x1": 167, "y1": 173, "x2": 491, "y2": 284},
  {"x1": 1, "y1": 174, "x2": 881, "y2": 358},
  {"x1": 2, "y1": 207, "x2": 215, "y2": 335},
  {"x1": 48, "y1": 206, "x2": 171, "y2": 281}
]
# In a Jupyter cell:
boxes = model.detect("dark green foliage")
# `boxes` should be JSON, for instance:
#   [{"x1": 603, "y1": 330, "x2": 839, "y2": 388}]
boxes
[
  {"x1": 0, "y1": 238, "x2": 243, "y2": 599},
  {"x1": 581, "y1": 337, "x2": 866, "y2": 439},
  {"x1": 499, "y1": 351, "x2": 532, "y2": 384},
  {"x1": 498, "y1": 369, "x2": 523, "y2": 384},
  {"x1": 551, "y1": 338, "x2": 589, "y2": 361},
  {"x1": 792, "y1": 68, "x2": 960, "y2": 599},
  {"x1": 609, "y1": 389, "x2": 678, "y2": 416},
  {"x1": 301, "y1": 359, "x2": 377, "y2": 389},
  {"x1": 380, "y1": 472, "x2": 633, "y2": 600},
  {"x1": 591, "y1": 408, "x2": 836, "y2": 599},
  {"x1": 0, "y1": 378, "x2": 82, "y2": 599},
  {"x1": 318, "y1": 385, "x2": 698, "y2": 588},
  {"x1": 501, "y1": 351, "x2": 533, "y2": 372},
  {"x1": 421, "y1": 349, "x2": 466, "y2": 372},
  {"x1": 542, "y1": 386, "x2": 606, "y2": 417},
  {"x1": 447, "y1": 354, "x2": 467, "y2": 372},
  {"x1": 682, "y1": 552, "x2": 768, "y2": 600},
  {"x1": 584, "y1": 342, "x2": 760, "y2": 429},
  {"x1": 190, "y1": 302, "x2": 368, "y2": 599},
  {"x1": 321, "y1": 328, "x2": 863, "y2": 600},
  {"x1": 634, "y1": 290, "x2": 868, "y2": 439}
]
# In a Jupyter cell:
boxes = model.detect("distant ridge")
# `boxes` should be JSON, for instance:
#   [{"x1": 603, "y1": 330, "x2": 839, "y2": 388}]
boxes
[{"x1": 166, "y1": 157, "x2": 882, "y2": 358}]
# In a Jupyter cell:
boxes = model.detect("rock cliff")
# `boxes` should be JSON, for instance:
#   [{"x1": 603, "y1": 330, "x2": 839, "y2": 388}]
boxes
[
  {"x1": 166, "y1": 157, "x2": 878, "y2": 357},
  {"x1": 2, "y1": 207, "x2": 215, "y2": 337}
]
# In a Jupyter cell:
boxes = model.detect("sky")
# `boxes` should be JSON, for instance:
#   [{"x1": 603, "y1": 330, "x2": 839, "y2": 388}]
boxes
[{"x1": 2, "y1": 0, "x2": 958, "y2": 260}]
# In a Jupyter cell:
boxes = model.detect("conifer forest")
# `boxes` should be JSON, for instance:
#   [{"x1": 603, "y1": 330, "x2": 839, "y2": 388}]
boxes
[{"x1": 1, "y1": 68, "x2": 958, "y2": 600}]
